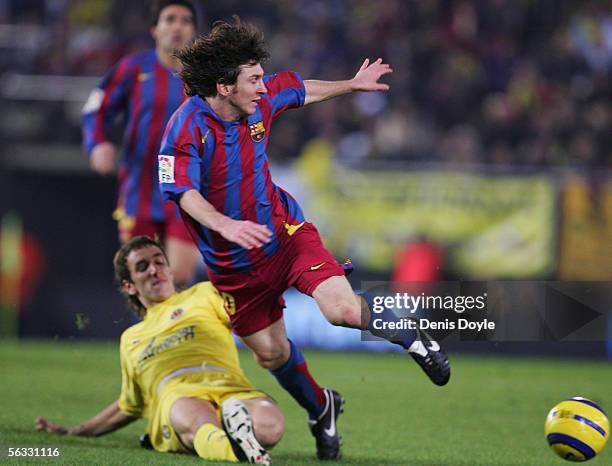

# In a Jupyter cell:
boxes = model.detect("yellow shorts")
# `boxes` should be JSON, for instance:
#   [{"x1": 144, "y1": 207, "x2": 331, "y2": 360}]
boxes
[{"x1": 149, "y1": 374, "x2": 267, "y2": 453}]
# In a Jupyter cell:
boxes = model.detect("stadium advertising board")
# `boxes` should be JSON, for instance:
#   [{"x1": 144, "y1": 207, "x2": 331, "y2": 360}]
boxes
[
  {"x1": 558, "y1": 176, "x2": 612, "y2": 280},
  {"x1": 297, "y1": 146, "x2": 556, "y2": 278}
]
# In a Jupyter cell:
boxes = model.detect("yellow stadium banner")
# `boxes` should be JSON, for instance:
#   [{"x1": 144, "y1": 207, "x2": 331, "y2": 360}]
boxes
[
  {"x1": 558, "y1": 176, "x2": 612, "y2": 280},
  {"x1": 296, "y1": 140, "x2": 556, "y2": 278}
]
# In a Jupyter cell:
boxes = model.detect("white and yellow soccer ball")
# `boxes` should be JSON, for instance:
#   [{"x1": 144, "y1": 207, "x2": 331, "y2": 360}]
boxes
[{"x1": 545, "y1": 397, "x2": 609, "y2": 462}]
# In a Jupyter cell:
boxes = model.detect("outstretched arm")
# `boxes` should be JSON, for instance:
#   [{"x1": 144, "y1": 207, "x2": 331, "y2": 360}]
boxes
[
  {"x1": 303, "y1": 58, "x2": 392, "y2": 105},
  {"x1": 35, "y1": 400, "x2": 136, "y2": 437}
]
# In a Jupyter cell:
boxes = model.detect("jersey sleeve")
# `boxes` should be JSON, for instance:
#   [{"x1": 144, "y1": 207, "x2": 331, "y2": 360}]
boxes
[
  {"x1": 81, "y1": 57, "x2": 134, "y2": 156},
  {"x1": 117, "y1": 334, "x2": 144, "y2": 418},
  {"x1": 158, "y1": 108, "x2": 203, "y2": 203},
  {"x1": 263, "y1": 71, "x2": 305, "y2": 120}
]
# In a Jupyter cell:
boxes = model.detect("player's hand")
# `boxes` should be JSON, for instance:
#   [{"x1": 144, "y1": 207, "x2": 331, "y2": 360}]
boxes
[
  {"x1": 351, "y1": 58, "x2": 393, "y2": 92},
  {"x1": 217, "y1": 218, "x2": 273, "y2": 250},
  {"x1": 90, "y1": 142, "x2": 116, "y2": 175},
  {"x1": 35, "y1": 416, "x2": 69, "y2": 435}
]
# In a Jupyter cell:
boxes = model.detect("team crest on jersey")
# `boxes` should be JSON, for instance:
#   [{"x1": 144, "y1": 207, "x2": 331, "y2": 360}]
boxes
[
  {"x1": 158, "y1": 155, "x2": 175, "y2": 183},
  {"x1": 249, "y1": 121, "x2": 265, "y2": 142},
  {"x1": 170, "y1": 308, "x2": 184, "y2": 320}
]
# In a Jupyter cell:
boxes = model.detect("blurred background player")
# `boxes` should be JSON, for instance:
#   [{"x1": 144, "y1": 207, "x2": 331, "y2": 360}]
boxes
[
  {"x1": 35, "y1": 236, "x2": 282, "y2": 465},
  {"x1": 160, "y1": 19, "x2": 450, "y2": 460},
  {"x1": 81, "y1": 0, "x2": 200, "y2": 287}
]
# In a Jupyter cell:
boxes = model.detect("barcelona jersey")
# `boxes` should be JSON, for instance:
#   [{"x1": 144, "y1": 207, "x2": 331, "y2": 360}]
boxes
[
  {"x1": 82, "y1": 49, "x2": 186, "y2": 222},
  {"x1": 118, "y1": 282, "x2": 254, "y2": 420},
  {"x1": 159, "y1": 71, "x2": 307, "y2": 274}
]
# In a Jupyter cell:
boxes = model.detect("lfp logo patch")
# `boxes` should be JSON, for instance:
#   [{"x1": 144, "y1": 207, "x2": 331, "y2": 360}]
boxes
[
  {"x1": 158, "y1": 155, "x2": 175, "y2": 183},
  {"x1": 170, "y1": 308, "x2": 184, "y2": 320},
  {"x1": 249, "y1": 121, "x2": 265, "y2": 142}
]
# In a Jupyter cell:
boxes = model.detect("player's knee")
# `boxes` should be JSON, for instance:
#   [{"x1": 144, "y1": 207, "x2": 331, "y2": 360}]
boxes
[
  {"x1": 328, "y1": 299, "x2": 362, "y2": 328},
  {"x1": 253, "y1": 344, "x2": 290, "y2": 370},
  {"x1": 253, "y1": 405, "x2": 284, "y2": 448},
  {"x1": 258, "y1": 418, "x2": 284, "y2": 448}
]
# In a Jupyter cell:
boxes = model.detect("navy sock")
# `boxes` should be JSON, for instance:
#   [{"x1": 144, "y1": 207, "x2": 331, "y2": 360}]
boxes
[
  {"x1": 269, "y1": 339, "x2": 326, "y2": 420},
  {"x1": 360, "y1": 292, "x2": 417, "y2": 349}
]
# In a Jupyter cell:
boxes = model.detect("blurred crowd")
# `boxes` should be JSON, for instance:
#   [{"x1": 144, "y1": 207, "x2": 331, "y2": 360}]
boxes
[{"x1": 2, "y1": 0, "x2": 611, "y2": 168}]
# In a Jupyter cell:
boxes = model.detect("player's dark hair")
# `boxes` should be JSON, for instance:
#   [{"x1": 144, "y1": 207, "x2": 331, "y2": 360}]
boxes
[
  {"x1": 150, "y1": 0, "x2": 197, "y2": 27},
  {"x1": 175, "y1": 17, "x2": 270, "y2": 97},
  {"x1": 113, "y1": 235, "x2": 170, "y2": 319}
]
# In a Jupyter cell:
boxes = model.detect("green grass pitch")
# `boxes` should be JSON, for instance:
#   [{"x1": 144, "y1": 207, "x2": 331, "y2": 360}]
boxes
[{"x1": 1, "y1": 341, "x2": 610, "y2": 465}]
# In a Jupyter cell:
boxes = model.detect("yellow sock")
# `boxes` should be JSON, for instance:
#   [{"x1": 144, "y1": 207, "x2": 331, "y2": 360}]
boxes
[{"x1": 193, "y1": 423, "x2": 239, "y2": 462}]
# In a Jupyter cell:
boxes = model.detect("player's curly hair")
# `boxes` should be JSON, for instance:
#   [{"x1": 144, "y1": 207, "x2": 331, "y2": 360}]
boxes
[
  {"x1": 175, "y1": 16, "x2": 270, "y2": 97},
  {"x1": 113, "y1": 235, "x2": 170, "y2": 319}
]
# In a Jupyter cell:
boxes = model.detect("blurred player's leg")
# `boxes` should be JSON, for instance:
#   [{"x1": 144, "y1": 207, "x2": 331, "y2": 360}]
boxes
[
  {"x1": 164, "y1": 237, "x2": 199, "y2": 288},
  {"x1": 164, "y1": 202, "x2": 201, "y2": 287}
]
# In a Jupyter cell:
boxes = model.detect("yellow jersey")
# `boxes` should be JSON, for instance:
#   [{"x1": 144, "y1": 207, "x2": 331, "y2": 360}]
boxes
[{"x1": 117, "y1": 282, "x2": 253, "y2": 420}]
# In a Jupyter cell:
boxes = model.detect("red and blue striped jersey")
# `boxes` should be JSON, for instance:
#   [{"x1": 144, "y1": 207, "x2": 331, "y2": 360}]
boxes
[
  {"x1": 159, "y1": 71, "x2": 306, "y2": 274},
  {"x1": 82, "y1": 49, "x2": 186, "y2": 222}
]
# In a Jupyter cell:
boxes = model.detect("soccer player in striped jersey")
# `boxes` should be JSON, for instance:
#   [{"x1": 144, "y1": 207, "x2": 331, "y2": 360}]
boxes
[
  {"x1": 160, "y1": 19, "x2": 450, "y2": 460},
  {"x1": 82, "y1": 1, "x2": 199, "y2": 286},
  {"x1": 36, "y1": 236, "x2": 280, "y2": 464}
]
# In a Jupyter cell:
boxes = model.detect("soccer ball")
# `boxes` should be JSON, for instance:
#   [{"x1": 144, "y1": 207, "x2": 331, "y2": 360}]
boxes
[{"x1": 545, "y1": 397, "x2": 609, "y2": 462}]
